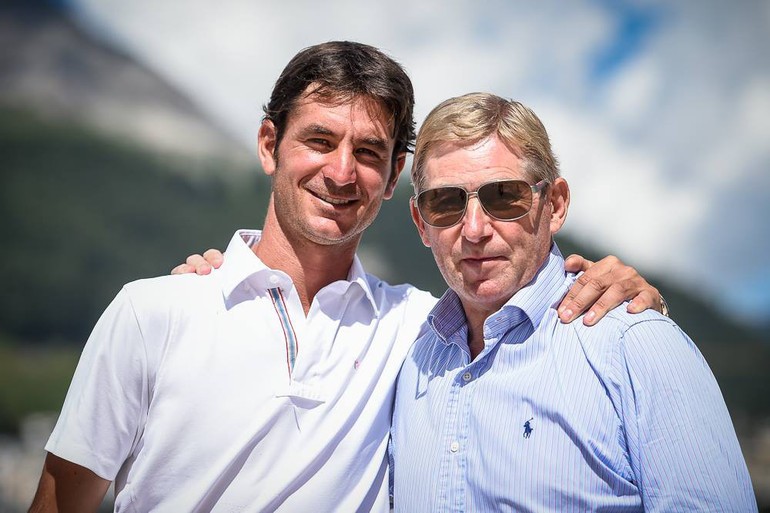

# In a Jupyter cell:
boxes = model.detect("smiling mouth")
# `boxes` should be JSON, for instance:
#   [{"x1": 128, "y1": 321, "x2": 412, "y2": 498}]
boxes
[{"x1": 308, "y1": 188, "x2": 359, "y2": 206}]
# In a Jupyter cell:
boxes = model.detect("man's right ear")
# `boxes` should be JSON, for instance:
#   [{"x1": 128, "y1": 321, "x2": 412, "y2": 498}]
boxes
[
  {"x1": 257, "y1": 120, "x2": 278, "y2": 176},
  {"x1": 410, "y1": 196, "x2": 431, "y2": 248}
]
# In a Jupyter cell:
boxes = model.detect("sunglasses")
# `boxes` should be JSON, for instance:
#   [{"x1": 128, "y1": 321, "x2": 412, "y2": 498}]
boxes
[{"x1": 414, "y1": 179, "x2": 548, "y2": 228}]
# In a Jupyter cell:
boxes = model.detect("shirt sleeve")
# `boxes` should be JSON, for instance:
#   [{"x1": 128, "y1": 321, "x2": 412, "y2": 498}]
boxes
[
  {"x1": 616, "y1": 318, "x2": 758, "y2": 512},
  {"x1": 45, "y1": 286, "x2": 150, "y2": 481}
]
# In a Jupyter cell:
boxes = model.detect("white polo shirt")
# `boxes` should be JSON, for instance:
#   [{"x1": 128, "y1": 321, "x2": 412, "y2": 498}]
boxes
[{"x1": 46, "y1": 230, "x2": 437, "y2": 512}]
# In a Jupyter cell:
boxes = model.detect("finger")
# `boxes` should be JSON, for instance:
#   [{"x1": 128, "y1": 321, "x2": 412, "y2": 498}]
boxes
[
  {"x1": 559, "y1": 273, "x2": 610, "y2": 323},
  {"x1": 202, "y1": 248, "x2": 225, "y2": 269},
  {"x1": 185, "y1": 254, "x2": 206, "y2": 266},
  {"x1": 563, "y1": 254, "x2": 594, "y2": 273},
  {"x1": 558, "y1": 271, "x2": 590, "y2": 318},
  {"x1": 560, "y1": 255, "x2": 635, "y2": 319},
  {"x1": 579, "y1": 279, "x2": 662, "y2": 324},
  {"x1": 626, "y1": 289, "x2": 662, "y2": 314},
  {"x1": 581, "y1": 281, "x2": 639, "y2": 326},
  {"x1": 558, "y1": 256, "x2": 619, "y2": 318},
  {"x1": 170, "y1": 264, "x2": 194, "y2": 275},
  {"x1": 579, "y1": 255, "x2": 622, "y2": 273},
  {"x1": 183, "y1": 254, "x2": 213, "y2": 276}
]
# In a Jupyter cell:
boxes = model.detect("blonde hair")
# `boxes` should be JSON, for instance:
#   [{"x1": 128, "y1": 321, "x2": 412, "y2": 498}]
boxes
[{"x1": 411, "y1": 92, "x2": 559, "y2": 192}]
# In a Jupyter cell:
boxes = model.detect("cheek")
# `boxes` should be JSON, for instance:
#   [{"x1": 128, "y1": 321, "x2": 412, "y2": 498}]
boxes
[
  {"x1": 360, "y1": 168, "x2": 390, "y2": 193},
  {"x1": 432, "y1": 233, "x2": 460, "y2": 265},
  {"x1": 281, "y1": 148, "x2": 324, "y2": 176},
  {"x1": 419, "y1": 225, "x2": 446, "y2": 250}
]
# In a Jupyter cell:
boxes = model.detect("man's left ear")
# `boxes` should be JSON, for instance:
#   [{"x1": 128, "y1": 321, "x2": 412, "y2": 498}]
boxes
[
  {"x1": 384, "y1": 153, "x2": 407, "y2": 199},
  {"x1": 548, "y1": 177, "x2": 570, "y2": 235}
]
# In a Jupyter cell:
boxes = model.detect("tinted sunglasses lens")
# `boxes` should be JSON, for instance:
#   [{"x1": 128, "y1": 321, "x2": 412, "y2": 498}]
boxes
[
  {"x1": 418, "y1": 187, "x2": 467, "y2": 227},
  {"x1": 478, "y1": 180, "x2": 532, "y2": 220}
]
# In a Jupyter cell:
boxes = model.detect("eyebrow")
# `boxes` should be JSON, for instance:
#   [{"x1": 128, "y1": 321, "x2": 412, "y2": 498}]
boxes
[
  {"x1": 299, "y1": 124, "x2": 390, "y2": 152},
  {"x1": 299, "y1": 124, "x2": 334, "y2": 138},
  {"x1": 359, "y1": 136, "x2": 389, "y2": 152}
]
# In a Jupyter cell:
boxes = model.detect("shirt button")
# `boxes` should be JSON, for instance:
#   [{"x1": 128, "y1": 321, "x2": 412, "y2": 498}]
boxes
[
  {"x1": 450, "y1": 441, "x2": 459, "y2": 452},
  {"x1": 462, "y1": 372, "x2": 472, "y2": 382},
  {"x1": 268, "y1": 275, "x2": 280, "y2": 286}
]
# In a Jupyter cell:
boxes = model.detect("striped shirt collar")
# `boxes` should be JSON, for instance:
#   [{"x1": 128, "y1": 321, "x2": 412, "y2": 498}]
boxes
[
  {"x1": 428, "y1": 244, "x2": 569, "y2": 345},
  {"x1": 218, "y1": 229, "x2": 379, "y2": 314}
]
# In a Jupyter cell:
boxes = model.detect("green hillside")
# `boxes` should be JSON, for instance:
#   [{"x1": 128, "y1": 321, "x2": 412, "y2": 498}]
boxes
[
  {"x1": 0, "y1": 106, "x2": 767, "y2": 434},
  {"x1": 0, "y1": 107, "x2": 268, "y2": 343}
]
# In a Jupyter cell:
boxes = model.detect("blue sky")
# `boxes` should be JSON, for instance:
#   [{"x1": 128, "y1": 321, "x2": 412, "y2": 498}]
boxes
[{"x1": 66, "y1": 0, "x2": 770, "y2": 328}]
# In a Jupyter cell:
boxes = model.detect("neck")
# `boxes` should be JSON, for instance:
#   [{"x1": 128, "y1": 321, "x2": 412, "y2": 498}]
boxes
[
  {"x1": 255, "y1": 203, "x2": 359, "y2": 315},
  {"x1": 463, "y1": 305, "x2": 496, "y2": 361}
]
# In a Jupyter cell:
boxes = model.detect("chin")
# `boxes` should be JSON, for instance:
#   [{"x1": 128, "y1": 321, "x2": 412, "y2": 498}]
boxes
[
  {"x1": 306, "y1": 232, "x2": 352, "y2": 246},
  {"x1": 304, "y1": 225, "x2": 360, "y2": 246},
  {"x1": 463, "y1": 281, "x2": 517, "y2": 305}
]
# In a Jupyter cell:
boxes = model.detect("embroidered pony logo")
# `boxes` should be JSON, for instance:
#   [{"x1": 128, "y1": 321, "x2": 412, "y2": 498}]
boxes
[{"x1": 523, "y1": 418, "x2": 534, "y2": 438}]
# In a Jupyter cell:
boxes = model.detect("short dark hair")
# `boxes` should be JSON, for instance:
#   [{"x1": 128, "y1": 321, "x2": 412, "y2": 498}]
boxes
[{"x1": 263, "y1": 41, "x2": 416, "y2": 164}]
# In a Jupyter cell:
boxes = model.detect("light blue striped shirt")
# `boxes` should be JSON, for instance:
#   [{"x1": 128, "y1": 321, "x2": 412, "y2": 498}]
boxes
[{"x1": 391, "y1": 244, "x2": 756, "y2": 512}]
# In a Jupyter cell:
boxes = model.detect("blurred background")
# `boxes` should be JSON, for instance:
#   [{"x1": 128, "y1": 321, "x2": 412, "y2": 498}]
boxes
[{"x1": 1, "y1": 0, "x2": 768, "y2": 510}]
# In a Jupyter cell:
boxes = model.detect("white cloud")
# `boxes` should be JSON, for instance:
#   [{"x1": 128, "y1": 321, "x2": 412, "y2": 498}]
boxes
[
  {"x1": 541, "y1": 103, "x2": 705, "y2": 274},
  {"x1": 67, "y1": 0, "x2": 770, "y2": 324},
  {"x1": 604, "y1": 54, "x2": 661, "y2": 127}
]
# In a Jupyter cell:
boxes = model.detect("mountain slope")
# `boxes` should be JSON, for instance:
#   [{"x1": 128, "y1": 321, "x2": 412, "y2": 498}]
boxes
[{"x1": 0, "y1": 1, "x2": 253, "y2": 168}]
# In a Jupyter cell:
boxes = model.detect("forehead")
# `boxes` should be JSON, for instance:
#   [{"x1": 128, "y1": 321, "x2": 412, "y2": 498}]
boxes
[
  {"x1": 422, "y1": 137, "x2": 526, "y2": 188},
  {"x1": 286, "y1": 92, "x2": 395, "y2": 142}
]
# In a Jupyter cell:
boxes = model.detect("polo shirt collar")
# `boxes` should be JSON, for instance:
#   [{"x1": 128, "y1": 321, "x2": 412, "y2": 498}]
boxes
[
  {"x1": 217, "y1": 230, "x2": 271, "y2": 298},
  {"x1": 346, "y1": 252, "x2": 380, "y2": 316},
  {"x1": 218, "y1": 230, "x2": 378, "y2": 314}
]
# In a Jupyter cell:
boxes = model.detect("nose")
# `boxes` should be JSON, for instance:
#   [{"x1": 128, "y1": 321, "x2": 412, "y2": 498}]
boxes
[
  {"x1": 322, "y1": 148, "x2": 356, "y2": 186},
  {"x1": 460, "y1": 194, "x2": 493, "y2": 242}
]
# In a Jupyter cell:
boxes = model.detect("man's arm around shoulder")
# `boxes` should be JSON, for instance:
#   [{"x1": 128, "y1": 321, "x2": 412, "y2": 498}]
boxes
[{"x1": 29, "y1": 453, "x2": 110, "y2": 513}]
